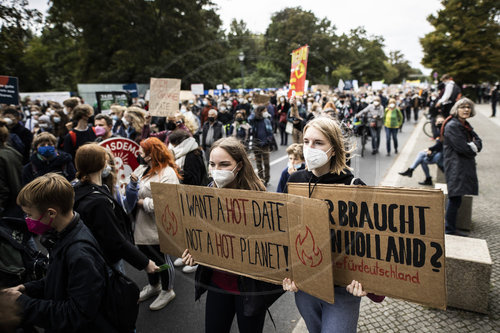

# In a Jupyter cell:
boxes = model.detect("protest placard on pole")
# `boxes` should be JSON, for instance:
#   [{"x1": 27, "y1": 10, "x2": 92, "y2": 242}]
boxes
[
  {"x1": 253, "y1": 94, "x2": 270, "y2": 105},
  {"x1": 287, "y1": 45, "x2": 309, "y2": 98},
  {"x1": 288, "y1": 183, "x2": 446, "y2": 309},
  {"x1": 0, "y1": 76, "x2": 20, "y2": 105},
  {"x1": 151, "y1": 183, "x2": 335, "y2": 303},
  {"x1": 149, "y1": 78, "x2": 181, "y2": 117}
]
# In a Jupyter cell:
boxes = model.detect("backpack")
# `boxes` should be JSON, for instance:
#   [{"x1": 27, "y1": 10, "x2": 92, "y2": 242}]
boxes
[
  {"x1": 66, "y1": 239, "x2": 139, "y2": 332},
  {"x1": 0, "y1": 217, "x2": 48, "y2": 288},
  {"x1": 450, "y1": 82, "x2": 462, "y2": 103}
]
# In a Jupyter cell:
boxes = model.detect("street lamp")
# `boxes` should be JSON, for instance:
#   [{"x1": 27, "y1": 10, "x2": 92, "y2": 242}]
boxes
[
  {"x1": 325, "y1": 66, "x2": 329, "y2": 85},
  {"x1": 239, "y1": 51, "x2": 245, "y2": 89}
]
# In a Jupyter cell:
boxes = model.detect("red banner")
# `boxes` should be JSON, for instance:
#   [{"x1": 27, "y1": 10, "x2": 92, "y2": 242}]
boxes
[{"x1": 288, "y1": 45, "x2": 309, "y2": 98}]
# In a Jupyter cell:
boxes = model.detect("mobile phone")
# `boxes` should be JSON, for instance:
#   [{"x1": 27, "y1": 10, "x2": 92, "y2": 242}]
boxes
[{"x1": 157, "y1": 264, "x2": 171, "y2": 272}]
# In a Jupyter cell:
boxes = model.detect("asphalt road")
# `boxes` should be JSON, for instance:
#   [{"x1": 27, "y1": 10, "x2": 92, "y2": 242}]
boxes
[{"x1": 130, "y1": 117, "x2": 421, "y2": 333}]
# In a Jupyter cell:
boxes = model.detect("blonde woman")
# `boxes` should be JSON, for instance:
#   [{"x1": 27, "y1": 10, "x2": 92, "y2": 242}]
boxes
[
  {"x1": 282, "y1": 117, "x2": 384, "y2": 333},
  {"x1": 123, "y1": 106, "x2": 146, "y2": 143},
  {"x1": 383, "y1": 98, "x2": 404, "y2": 156}
]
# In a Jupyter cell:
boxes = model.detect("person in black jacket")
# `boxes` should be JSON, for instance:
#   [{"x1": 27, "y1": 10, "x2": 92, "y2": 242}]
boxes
[
  {"x1": 398, "y1": 115, "x2": 445, "y2": 185},
  {"x1": 0, "y1": 119, "x2": 23, "y2": 218},
  {"x1": 282, "y1": 117, "x2": 384, "y2": 333},
  {"x1": 72, "y1": 143, "x2": 158, "y2": 274},
  {"x1": 442, "y1": 98, "x2": 482, "y2": 235},
  {"x1": 169, "y1": 130, "x2": 207, "y2": 187},
  {"x1": 3, "y1": 174, "x2": 114, "y2": 332},
  {"x1": 201, "y1": 109, "x2": 224, "y2": 162},
  {"x1": 2, "y1": 106, "x2": 33, "y2": 164},
  {"x1": 182, "y1": 137, "x2": 283, "y2": 333},
  {"x1": 22, "y1": 132, "x2": 76, "y2": 185}
]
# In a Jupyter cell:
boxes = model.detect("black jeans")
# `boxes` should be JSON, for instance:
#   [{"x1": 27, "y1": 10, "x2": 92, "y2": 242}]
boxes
[
  {"x1": 279, "y1": 122, "x2": 288, "y2": 145},
  {"x1": 445, "y1": 196, "x2": 462, "y2": 234},
  {"x1": 205, "y1": 284, "x2": 266, "y2": 333},
  {"x1": 138, "y1": 244, "x2": 174, "y2": 290}
]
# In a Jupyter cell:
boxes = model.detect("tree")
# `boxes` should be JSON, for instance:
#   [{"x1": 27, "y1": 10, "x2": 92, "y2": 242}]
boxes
[
  {"x1": 420, "y1": 0, "x2": 500, "y2": 83},
  {"x1": 0, "y1": 0, "x2": 43, "y2": 91}
]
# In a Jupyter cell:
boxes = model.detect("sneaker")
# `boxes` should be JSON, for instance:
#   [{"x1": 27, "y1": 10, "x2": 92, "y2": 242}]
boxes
[
  {"x1": 173, "y1": 258, "x2": 184, "y2": 267},
  {"x1": 386, "y1": 152, "x2": 390, "y2": 156},
  {"x1": 149, "y1": 290, "x2": 176, "y2": 311},
  {"x1": 182, "y1": 264, "x2": 198, "y2": 274},
  {"x1": 139, "y1": 284, "x2": 161, "y2": 302}
]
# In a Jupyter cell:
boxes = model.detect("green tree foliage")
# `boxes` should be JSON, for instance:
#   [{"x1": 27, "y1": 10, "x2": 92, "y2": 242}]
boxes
[
  {"x1": 4, "y1": 2, "x2": 425, "y2": 91},
  {"x1": 420, "y1": 0, "x2": 500, "y2": 83},
  {"x1": 0, "y1": 0, "x2": 42, "y2": 91}
]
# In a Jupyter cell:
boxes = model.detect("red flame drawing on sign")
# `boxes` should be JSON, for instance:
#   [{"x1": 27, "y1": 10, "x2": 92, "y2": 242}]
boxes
[
  {"x1": 161, "y1": 204, "x2": 178, "y2": 236},
  {"x1": 295, "y1": 226, "x2": 323, "y2": 267}
]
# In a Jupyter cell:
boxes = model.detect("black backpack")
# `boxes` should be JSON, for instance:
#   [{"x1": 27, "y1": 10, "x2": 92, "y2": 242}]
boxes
[
  {"x1": 66, "y1": 239, "x2": 139, "y2": 333},
  {"x1": 0, "y1": 217, "x2": 48, "y2": 288}
]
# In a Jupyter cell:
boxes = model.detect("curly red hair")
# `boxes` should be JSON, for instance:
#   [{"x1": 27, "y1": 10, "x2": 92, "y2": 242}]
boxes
[{"x1": 140, "y1": 137, "x2": 182, "y2": 180}]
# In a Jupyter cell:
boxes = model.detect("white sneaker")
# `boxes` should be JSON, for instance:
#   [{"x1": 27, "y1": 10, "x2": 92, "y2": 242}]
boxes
[
  {"x1": 149, "y1": 290, "x2": 176, "y2": 311},
  {"x1": 139, "y1": 284, "x2": 161, "y2": 302},
  {"x1": 173, "y1": 258, "x2": 184, "y2": 267},
  {"x1": 182, "y1": 264, "x2": 198, "y2": 274}
]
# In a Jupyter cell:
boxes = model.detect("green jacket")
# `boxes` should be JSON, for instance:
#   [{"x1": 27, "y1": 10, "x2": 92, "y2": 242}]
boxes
[{"x1": 384, "y1": 107, "x2": 403, "y2": 128}]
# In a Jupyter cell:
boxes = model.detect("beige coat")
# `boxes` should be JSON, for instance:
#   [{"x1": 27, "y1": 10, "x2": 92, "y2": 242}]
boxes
[{"x1": 133, "y1": 164, "x2": 180, "y2": 245}]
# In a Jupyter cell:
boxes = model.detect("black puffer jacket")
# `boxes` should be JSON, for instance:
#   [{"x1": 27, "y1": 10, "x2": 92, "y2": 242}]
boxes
[
  {"x1": 22, "y1": 150, "x2": 76, "y2": 185},
  {"x1": 442, "y1": 117, "x2": 482, "y2": 197},
  {"x1": 17, "y1": 214, "x2": 116, "y2": 332},
  {"x1": 73, "y1": 182, "x2": 148, "y2": 270}
]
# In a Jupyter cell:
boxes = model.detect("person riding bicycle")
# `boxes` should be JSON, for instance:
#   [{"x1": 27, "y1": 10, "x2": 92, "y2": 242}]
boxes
[{"x1": 355, "y1": 97, "x2": 384, "y2": 155}]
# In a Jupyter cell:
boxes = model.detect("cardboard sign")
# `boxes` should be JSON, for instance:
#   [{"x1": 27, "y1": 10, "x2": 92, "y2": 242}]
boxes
[
  {"x1": 99, "y1": 138, "x2": 140, "y2": 194},
  {"x1": 149, "y1": 78, "x2": 181, "y2": 117},
  {"x1": 287, "y1": 45, "x2": 309, "y2": 98},
  {"x1": 253, "y1": 94, "x2": 270, "y2": 105},
  {"x1": 0, "y1": 76, "x2": 20, "y2": 105},
  {"x1": 288, "y1": 183, "x2": 446, "y2": 309},
  {"x1": 180, "y1": 90, "x2": 196, "y2": 102},
  {"x1": 311, "y1": 84, "x2": 329, "y2": 93},
  {"x1": 151, "y1": 183, "x2": 335, "y2": 303}
]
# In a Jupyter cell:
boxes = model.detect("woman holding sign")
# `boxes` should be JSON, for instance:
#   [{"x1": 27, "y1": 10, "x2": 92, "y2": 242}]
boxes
[
  {"x1": 282, "y1": 117, "x2": 384, "y2": 333},
  {"x1": 182, "y1": 137, "x2": 284, "y2": 333}
]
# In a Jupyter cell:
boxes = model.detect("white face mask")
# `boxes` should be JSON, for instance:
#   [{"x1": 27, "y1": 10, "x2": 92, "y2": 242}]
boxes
[
  {"x1": 389, "y1": 103, "x2": 395, "y2": 108},
  {"x1": 180, "y1": 106, "x2": 187, "y2": 113},
  {"x1": 262, "y1": 111, "x2": 270, "y2": 118},
  {"x1": 303, "y1": 146, "x2": 333, "y2": 170},
  {"x1": 102, "y1": 164, "x2": 112, "y2": 178},
  {"x1": 211, "y1": 165, "x2": 238, "y2": 188},
  {"x1": 373, "y1": 101, "x2": 380, "y2": 106},
  {"x1": 288, "y1": 162, "x2": 303, "y2": 169},
  {"x1": 121, "y1": 118, "x2": 129, "y2": 126}
]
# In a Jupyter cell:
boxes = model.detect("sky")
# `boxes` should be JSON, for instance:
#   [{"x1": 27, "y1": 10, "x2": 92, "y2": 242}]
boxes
[{"x1": 27, "y1": 0, "x2": 443, "y2": 75}]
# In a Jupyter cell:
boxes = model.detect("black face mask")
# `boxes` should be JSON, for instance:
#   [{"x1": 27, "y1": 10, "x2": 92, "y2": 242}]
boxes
[
  {"x1": 236, "y1": 118, "x2": 243, "y2": 122},
  {"x1": 208, "y1": 117, "x2": 215, "y2": 122},
  {"x1": 166, "y1": 122, "x2": 176, "y2": 130}
]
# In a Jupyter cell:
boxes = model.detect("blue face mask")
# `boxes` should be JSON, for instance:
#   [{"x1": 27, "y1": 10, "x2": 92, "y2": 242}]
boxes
[{"x1": 38, "y1": 145, "x2": 56, "y2": 158}]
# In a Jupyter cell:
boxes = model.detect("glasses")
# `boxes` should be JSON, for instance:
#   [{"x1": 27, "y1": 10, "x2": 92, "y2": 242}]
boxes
[{"x1": 458, "y1": 105, "x2": 472, "y2": 110}]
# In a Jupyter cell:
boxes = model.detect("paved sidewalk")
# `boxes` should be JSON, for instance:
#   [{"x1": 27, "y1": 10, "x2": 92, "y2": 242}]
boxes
[{"x1": 294, "y1": 104, "x2": 499, "y2": 332}]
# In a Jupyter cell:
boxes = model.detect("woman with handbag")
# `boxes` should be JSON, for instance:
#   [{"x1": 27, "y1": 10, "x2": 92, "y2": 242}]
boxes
[{"x1": 355, "y1": 96, "x2": 385, "y2": 155}]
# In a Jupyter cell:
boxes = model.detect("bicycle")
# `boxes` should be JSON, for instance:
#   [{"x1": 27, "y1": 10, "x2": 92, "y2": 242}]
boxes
[
  {"x1": 352, "y1": 116, "x2": 370, "y2": 157},
  {"x1": 423, "y1": 112, "x2": 434, "y2": 138}
]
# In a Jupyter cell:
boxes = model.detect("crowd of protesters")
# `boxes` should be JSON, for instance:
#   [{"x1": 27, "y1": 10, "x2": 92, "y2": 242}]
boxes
[{"x1": 0, "y1": 73, "x2": 489, "y2": 332}]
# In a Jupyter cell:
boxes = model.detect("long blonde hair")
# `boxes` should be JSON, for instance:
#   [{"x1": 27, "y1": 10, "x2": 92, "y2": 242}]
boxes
[
  {"x1": 210, "y1": 137, "x2": 265, "y2": 191},
  {"x1": 303, "y1": 117, "x2": 353, "y2": 175},
  {"x1": 124, "y1": 107, "x2": 146, "y2": 133}
]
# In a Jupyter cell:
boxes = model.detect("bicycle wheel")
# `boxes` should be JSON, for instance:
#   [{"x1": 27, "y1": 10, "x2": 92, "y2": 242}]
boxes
[{"x1": 423, "y1": 121, "x2": 433, "y2": 138}]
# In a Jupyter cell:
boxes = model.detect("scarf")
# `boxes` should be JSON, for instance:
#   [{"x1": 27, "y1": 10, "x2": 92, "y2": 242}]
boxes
[{"x1": 171, "y1": 137, "x2": 199, "y2": 169}]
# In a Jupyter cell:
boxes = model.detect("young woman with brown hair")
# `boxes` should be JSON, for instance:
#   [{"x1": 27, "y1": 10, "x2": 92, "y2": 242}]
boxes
[
  {"x1": 181, "y1": 137, "x2": 283, "y2": 333},
  {"x1": 73, "y1": 143, "x2": 157, "y2": 275}
]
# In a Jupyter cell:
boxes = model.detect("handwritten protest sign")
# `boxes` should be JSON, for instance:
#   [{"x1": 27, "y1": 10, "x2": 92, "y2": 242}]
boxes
[
  {"x1": 149, "y1": 78, "x2": 181, "y2": 117},
  {"x1": 151, "y1": 183, "x2": 335, "y2": 303},
  {"x1": 99, "y1": 138, "x2": 139, "y2": 194},
  {"x1": 288, "y1": 183, "x2": 446, "y2": 309},
  {"x1": 253, "y1": 94, "x2": 270, "y2": 105},
  {"x1": 288, "y1": 45, "x2": 309, "y2": 98}
]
